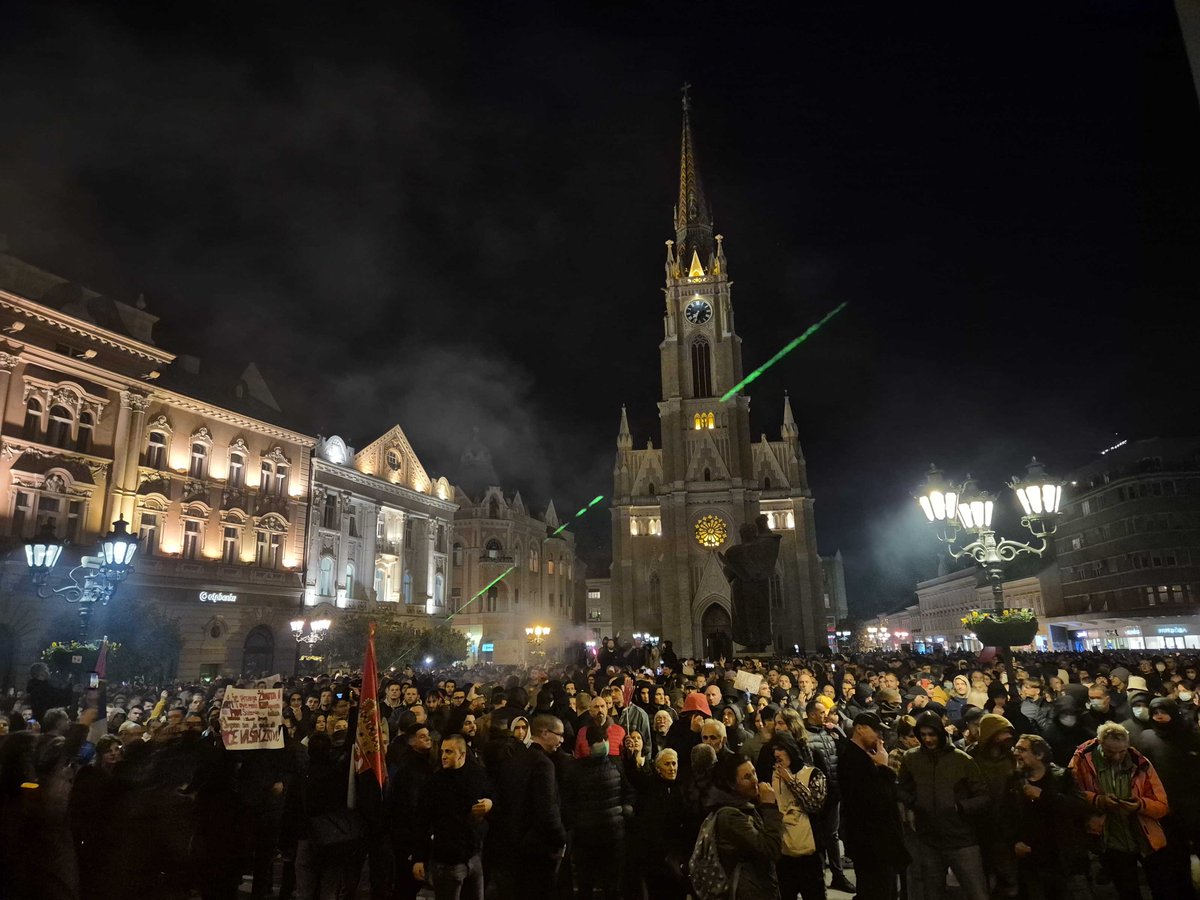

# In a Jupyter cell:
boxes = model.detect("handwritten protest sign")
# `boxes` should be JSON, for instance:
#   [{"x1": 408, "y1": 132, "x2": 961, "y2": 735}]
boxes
[
  {"x1": 219, "y1": 686, "x2": 284, "y2": 750},
  {"x1": 732, "y1": 670, "x2": 763, "y2": 696}
]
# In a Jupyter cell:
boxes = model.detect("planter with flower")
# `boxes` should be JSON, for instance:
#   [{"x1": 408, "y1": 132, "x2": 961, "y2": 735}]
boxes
[
  {"x1": 40, "y1": 640, "x2": 120, "y2": 674},
  {"x1": 962, "y1": 608, "x2": 1039, "y2": 648}
]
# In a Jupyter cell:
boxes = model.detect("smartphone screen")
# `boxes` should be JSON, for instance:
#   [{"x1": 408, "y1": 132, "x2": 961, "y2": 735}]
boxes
[{"x1": 89, "y1": 672, "x2": 99, "y2": 689}]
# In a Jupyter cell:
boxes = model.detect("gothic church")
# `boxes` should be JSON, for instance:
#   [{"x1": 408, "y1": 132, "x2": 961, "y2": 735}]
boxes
[{"x1": 610, "y1": 96, "x2": 825, "y2": 656}]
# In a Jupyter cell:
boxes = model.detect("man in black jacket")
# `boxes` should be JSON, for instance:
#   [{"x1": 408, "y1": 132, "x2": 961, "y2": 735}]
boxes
[
  {"x1": 412, "y1": 734, "x2": 494, "y2": 900},
  {"x1": 839, "y1": 712, "x2": 908, "y2": 900},
  {"x1": 805, "y1": 698, "x2": 854, "y2": 893},
  {"x1": 492, "y1": 714, "x2": 569, "y2": 900}
]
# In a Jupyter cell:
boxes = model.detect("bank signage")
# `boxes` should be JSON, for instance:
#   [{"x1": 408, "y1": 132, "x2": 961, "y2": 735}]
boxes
[
  {"x1": 200, "y1": 591, "x2": 237, "y2": 603},
  {"x1": 1157, "y1": 625, "x2": 1188, "y2": 635}
]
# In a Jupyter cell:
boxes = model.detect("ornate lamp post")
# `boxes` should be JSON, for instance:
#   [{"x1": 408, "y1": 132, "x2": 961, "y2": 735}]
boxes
[
  {"x1": 25, "y1": 517, "x2": 138, "y2": 637},
  {"x1": 915, "y1": 458, "x2": 1063, "y2": 680},
  {"x1": 526, "y1": 625, "x2": 550, "y2": 663},
  {"x1": 290, "y1": 617, "x2": 331, "y2": 675}
]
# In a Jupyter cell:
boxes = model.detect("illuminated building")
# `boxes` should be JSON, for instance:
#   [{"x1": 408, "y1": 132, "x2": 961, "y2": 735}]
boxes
[
  {"x1": 1044, "y1": 436, "x2": 1200, "y2": 651},
  {"x1": 0, "y1": 251, "x2": 314, "y2": 683},
  {"x1": 609, "y1": 95, "x2": 825, "y2": 655},
  {"x1": 307, "y1": 431, "x2": 456, "y2": 620},
  {"x1": 448, "y1": 429, "x2": 582, "y2": 664}
]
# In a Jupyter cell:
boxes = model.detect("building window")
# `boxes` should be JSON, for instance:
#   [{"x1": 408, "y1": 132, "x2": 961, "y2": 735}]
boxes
[
  {"x1": 450, "y1": 586, "x2": 462, "y2": 613},
  {"x1": 189, "y1": 443, "x2": 209, "y2": 479},
  {"x1": 322, "y1": 495, "x2": 338, "y2": 529},
  {"x1": 138, "y1": 512, "x2": 158, "y2": 555},
  {"x1": 453, "y1": 543, "x2": 463, "y2": 566},
  {"x1": 11, "y1": 490, "x2": 33, "y2": 537},
  {"x1": 547, "y1": 558, "x2": 555, "y2": 575},
  {"x1": 274, "y1": 464, "x2": 289, "y2": 497},
  {"x1": 222, "y1": 526, "x2": 238, "y2": 563},
  {"x1": 486, "y1": 585, "x2": 498, "y2": 612},
  {"x1": 228, "y1": 453, "x2": 245, "y2": 489},
  {"x1": 146, "y1": 431, "x2": 167, "y2": 470},
  {"x1": 23, "y1": 398, "x2": 43, "y2": 440},
  {"x1": 76, "y1": 412, "x2": 94, "y2": 454},
  {"x1": 182, "y1": 520, "x2": 202, "y2": 559},
  {"x1": 345, "y1": 561, "x2": 355, "y2": 594},
  {"x1": 404, "y1": 518, "x2": 414, "y2": 548},
  {"x1": 67, "y1": 500, "x2": 83, "y2": 541},
  {"x1": 434, "y1": 573, "x2": 444, "y2": 607},
  {"x1": 649, "y1": 572, "x2": 661, "y2": 615},
  {"x1": 348, "y1": 509, "x2": 359, "y2": 538},
  {"x1": 529, "y1": 545, "x2": 540, "y2": 572},
  {"x1": 703, "y1": 468, "x2": 712, "y2": 482},
  {"x1": 260, "y1": 461, "x2": 273, "y2": 494},
  {"x1": 403, "y1": 571, "x2": 413, "y2": 604},
  {"x1": 489, "y1": 498, "x2": 500, "y2": 518},
  {"x1": 485, "y1": 539, "x2": 502, "y2": 560},
  {"x1": 588, "y1": 589, "x2": 601, "y2": 601},
  {"x1": 692, "y1": 411, "x2": 715, "y2": 430},
  {"x1": 1070, "y1": 536, "x2": 1083, "y2": 551},
  {"x1": 436, "y1": 524, "x2": 447, "y2": 553},
  {"x1": 691, "y1": 337, "x2": 713, "y2": 398},
  {"x1": 374, "y1": 566, "x2": 386, "y2": 600},
  {"x1": 47, "y1": 405, "x2": 73, "y2": 449},
  {"x1": 769, "y1": 571, "x2": 784, "y2": 609},
  {"x1": 315, "y1": 556, "x2": 333, "y2": 595}
]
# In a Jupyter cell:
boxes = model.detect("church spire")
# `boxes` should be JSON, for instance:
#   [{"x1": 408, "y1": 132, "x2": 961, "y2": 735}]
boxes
[
  {"x1": 617, "y1": 404, "x2": 632, "y2": 450},
  {"x1": 781, "y1": 391, "x2": 799, "y2": 441},
  {"x1": 674, "y1": 84, "x2": 713, "y2": 262}
]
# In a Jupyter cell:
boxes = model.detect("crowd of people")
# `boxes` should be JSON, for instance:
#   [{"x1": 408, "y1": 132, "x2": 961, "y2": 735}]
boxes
[{"x1": 3, "y1": 641, "x2": 1200, "y2": 900}]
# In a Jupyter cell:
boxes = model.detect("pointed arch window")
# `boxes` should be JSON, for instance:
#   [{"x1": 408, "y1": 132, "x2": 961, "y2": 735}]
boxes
[
  {"x1": 769, "y1": 569, "x2": 785, "y2": 609},
  {"x1": 529, "y1": 544, "x2": 540, "y2": 572},
  {"x1": 694, "y1": 411, "x2": 714, "y2": 429},
  {"x1": 345, "y1": 561, "x2": 356, "y2": 594},
  {"x1": 691, "y1": 337, "x2": 713, "y2": 398},
  {"x1": 703, "y1": 468, "x2": 712, "y2": 482},
  {"x1": 649, "y1": 571, "x2": 662, "y2": 617},
  {"x1": 485, "y1": 538, "x2": 502, "y2": 560},
  {"x1": 763, "y1": 477, "x2": 772, "y2": 490}
]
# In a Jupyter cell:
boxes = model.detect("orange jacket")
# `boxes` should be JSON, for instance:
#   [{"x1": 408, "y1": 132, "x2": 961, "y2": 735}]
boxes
[{"x1": 1068, "y1": 738, "x2": 1169, "y2": 852}]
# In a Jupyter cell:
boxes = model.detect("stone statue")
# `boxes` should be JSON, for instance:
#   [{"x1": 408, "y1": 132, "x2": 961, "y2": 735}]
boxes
[{"x1": 718, "y1": 515, "x2": 782, "y2": 652}]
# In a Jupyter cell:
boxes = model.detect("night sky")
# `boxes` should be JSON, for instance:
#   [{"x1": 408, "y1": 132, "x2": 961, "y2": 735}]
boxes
[{"x1": 1, "y1": 2, "x2": 1197, "y2": 616}]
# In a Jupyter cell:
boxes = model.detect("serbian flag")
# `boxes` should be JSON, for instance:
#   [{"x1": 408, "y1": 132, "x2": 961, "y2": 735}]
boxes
[
  {"x1": 351, "y1": 622, "x2": 387, "y2": 790},
  {"x1": 94, "y1": 636, "x2": 108, "y2": 679}
]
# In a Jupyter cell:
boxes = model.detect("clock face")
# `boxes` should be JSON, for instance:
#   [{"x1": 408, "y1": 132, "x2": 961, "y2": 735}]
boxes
[{"x1": 685, "y1": 299, "x2": 712, "y2": 325}]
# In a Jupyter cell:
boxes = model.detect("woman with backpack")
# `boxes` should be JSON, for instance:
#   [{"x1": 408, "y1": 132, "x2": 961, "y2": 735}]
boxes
[
  {"x1": 770, "y1": 732, "x2": 828, "y2": 900},
  {"x1": 690, "y1": 752, "x2": 785, "y2": 900}
]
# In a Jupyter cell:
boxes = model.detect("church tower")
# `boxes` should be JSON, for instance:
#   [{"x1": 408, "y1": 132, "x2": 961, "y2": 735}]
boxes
[{"x1": 610, "y1": 91, "x2": 826, "y2": 656}]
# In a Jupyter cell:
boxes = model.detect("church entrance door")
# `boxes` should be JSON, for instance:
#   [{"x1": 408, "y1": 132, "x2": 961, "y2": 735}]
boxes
[{"x1": 701, "y1": 602, "x2": 732, "y2": 662}]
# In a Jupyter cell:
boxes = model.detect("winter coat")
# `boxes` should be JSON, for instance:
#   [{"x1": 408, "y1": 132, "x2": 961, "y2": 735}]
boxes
[
  {"x1": 898, "y1": 735, "x2": 991, "y2": 847},
  {"x1": 414, "y1": 762, "x2": 494, "y2": 865},
  {"x1": 492, "y1": 742, "x2": 568, "y2": 861},
  {"x1": 562, "y1": 754, "x2": 633, "y2": 846},
  {"x1": 630, "y1": 770, "x2": 689, "y2": 864},
  {"x1": 572, "y1": 715, "x2": 625, "y2": 759},
  {"x1": 1069, "y1": 738, "x2": 1169, "y2": 853},
  {"x1": 1132, "y1": 701, "x2": 1200, "y2": 831},
  {"x1": 707, "y1": 788, "x2": 785, "y2": 900},
  {"x1": 386, "y1": 746, "x2": 436, "y2": 847},
  {"x1": 838, "y1": 739, "x2": 909, "y2": 867},
  {"x1": 805, "y1": 722, "x2": 842, "y2": 801},
  {"x1": 1004, "y1": 763, "x2": 1090, "y2": 875}
]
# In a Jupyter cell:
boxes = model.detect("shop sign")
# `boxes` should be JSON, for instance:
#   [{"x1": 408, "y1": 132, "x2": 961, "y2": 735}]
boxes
[
  {"x1": 200, "y1": 591, "x2": 237, "y2": 603},
  {"x1": 1123, "y1": 627, "x2": 1141, "y2": 636},
  {"x1": 1157, "y1": 626, "x2": 1188, "y2": 635}
]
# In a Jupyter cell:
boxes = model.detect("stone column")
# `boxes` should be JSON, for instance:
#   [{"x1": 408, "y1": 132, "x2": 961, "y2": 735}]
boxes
[
  {"x1": 412, "y1": 515, "x2": 431, "y2": 608},
  {"x1": 117, "y1": 393, "x2": 150, "y2": 524},
  {"x1": 104, "y1": 393, "x2": 133, "y2": 527},
  {"x1": 0, "y1": 351, "x2": 19, "y2": 435},
  {"x1": 426, "y1": 518, "x2": 438, "y2": 611}
]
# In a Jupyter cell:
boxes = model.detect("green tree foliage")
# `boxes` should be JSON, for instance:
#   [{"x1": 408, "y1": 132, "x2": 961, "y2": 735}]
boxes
[
  {"x1": 319, "y1": 605, "x2": 470, "y2": 670},
  {"x1": 37, "y1": 597, "x2": 182, "y2": 683}
]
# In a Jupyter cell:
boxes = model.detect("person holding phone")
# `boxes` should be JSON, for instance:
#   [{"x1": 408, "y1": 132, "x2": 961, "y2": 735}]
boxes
[{"x1": 838, "y1": 712, "x2": 909, "y2": 900}]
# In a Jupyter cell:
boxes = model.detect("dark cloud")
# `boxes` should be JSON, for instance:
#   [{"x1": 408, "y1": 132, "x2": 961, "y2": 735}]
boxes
[{"x1": 1, "y1": 2, "x2": 1197, "y2": 614}]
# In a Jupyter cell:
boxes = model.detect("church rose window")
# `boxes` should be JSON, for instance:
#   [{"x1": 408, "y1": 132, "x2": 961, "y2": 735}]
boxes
[{"x1": 694, "y1": 514, "x2": 728, "y2": 548}]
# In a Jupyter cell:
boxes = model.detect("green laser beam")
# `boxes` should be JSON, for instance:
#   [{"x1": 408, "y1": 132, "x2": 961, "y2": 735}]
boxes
[
  {"x1": 382, "y1": 565, "x2": 516, "y2": 669},
  {"x1": 719, "y1": 302, "x2": 848, "y2": 403},
  {"x1": 551, "y1": 495, "x2": 606, "y2": 537}
]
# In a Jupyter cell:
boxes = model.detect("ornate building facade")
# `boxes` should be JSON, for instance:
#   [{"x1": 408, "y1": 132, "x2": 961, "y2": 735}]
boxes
[
  {"x1": 610, "y1": 99, "x2": 825, "y2": 656},
  {"x1": 0, "y1": 251, "x2": 314, "y2": 683},
  {"x1": 306, "y1": 430, "x2": 456, "y2": 620},
  {"x1": 448, "y1": 433, "x2": 582, "y2": 665}
]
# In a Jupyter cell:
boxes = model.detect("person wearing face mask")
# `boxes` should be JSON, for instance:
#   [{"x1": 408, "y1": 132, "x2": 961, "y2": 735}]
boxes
[
  {"x1": 1121, "y1": 692, "x2": 1153, "y2": 740},
  {"x1": 1133, "y1": 697, "x2": 1200, "y2": 886},
  {"x1": 562, "y1": 724, "x2": 634, "y2": 900},
  {"x1": 970, "y1": 714, "x2": 1021, "y2": 899},
  {"x1": 1040, "y1": 696, "x2": 1092, "y2": 767},
  {"x1": 1173, "y1": 681, "x2": 1198, "y2": 725},
  {"x1": 1083, "y1": 683, "x2": 1121, "y2": 732}
]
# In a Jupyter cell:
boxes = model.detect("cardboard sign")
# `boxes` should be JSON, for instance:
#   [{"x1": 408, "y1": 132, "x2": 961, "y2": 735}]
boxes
[
  {"x1": 219, "y1": 686, "x2": 285, "y2": 750},
  {"x1": 733, "y1": 670, "x2": 764, "y2": 696}
]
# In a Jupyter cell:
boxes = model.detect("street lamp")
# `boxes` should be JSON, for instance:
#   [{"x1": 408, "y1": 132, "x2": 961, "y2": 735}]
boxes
[
  {"x1": 291, "y1": 617, "x2": 331, "y2": 675},
  {"x1": 916, "y1": 459, "x2": 1062, "y2": 615},
  {"x1": 25, "y1": 516, "x2": 138, "y2": 637},
  {"x1": 526, "y1": 625, "x2": 550, "y2": 662}
]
